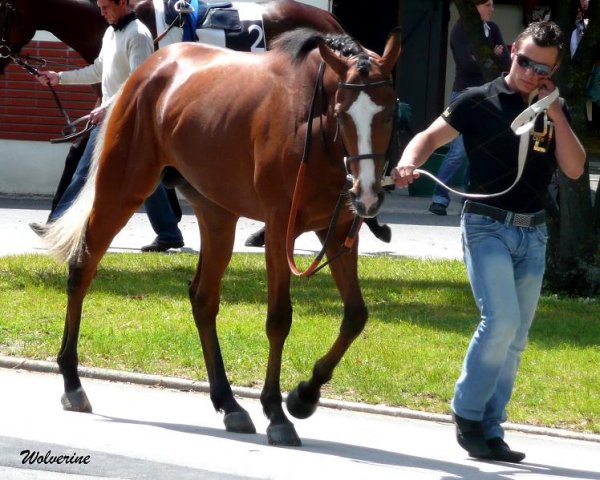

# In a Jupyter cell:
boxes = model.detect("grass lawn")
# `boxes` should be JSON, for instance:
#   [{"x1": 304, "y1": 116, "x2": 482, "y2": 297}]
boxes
[{"x1": 0, "y1": 252, "x2": 598, "y2": 434}]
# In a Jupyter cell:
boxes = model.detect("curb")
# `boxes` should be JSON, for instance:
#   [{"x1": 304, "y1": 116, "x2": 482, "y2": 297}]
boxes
[{"x1": 1, "y1": 355, "x2": 598, "y2": 444}]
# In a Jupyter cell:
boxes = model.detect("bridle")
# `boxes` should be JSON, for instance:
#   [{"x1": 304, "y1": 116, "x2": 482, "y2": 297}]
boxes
[
  {"x1": 337, "y1": 78, "x2": 393, "y2": 177},
  {"x1": 0, "y1": 0, "x2": 82, "y2": 137},
  {"x1": 286, "y1": 62, "x2": 395, "y2": 277}
]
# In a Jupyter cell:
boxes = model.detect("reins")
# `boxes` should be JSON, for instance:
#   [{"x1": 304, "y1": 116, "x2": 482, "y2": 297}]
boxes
[
  {"x1": 286, "y1": 61, "x2": 349, "y2": 277},
  {"x1": 9, "y1": 54, "x2": 77, "y2": 134},
  {"x1": 286, "y1": 63, "x2": 392, "y2": 277}
]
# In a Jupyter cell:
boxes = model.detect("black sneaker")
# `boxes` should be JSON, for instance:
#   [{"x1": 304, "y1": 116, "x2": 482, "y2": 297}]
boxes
[
  {"x1": 29, "y1": 222, "x2": 47, "y2": 238},
  {"x1": 453, "y1": 413, "x2": 491, "y2": 458},
  {"x1": 428, "y1": 202, "x2": 447, "y2": 216},
  {"x1": 484, "y1": 437, "x2": 526, "y2": 463},
  {"x1": 140, "y1": 238, "x2": 184, "y2": 252}
]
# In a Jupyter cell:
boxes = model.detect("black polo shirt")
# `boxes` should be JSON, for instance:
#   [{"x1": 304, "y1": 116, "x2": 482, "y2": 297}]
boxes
[{"x1": 442, "y1": 76, "x2": 563, "y2": 213}]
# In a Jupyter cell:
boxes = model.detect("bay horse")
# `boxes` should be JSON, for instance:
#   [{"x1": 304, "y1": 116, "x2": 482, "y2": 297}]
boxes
[
  {"x1": 41, "y1": 27, "x2": 401, "y2": 446},
  {"x1": 0, "y1": 0, "x2": 343, "y2": 74}
]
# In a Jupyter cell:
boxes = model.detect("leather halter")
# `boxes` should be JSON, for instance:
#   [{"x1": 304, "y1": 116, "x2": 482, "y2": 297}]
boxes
[{"x1": 286, "y1": 64, "x2": 393, "y2": 277}]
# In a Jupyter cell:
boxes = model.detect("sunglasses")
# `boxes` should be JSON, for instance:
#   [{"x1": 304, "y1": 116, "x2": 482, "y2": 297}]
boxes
[{"x1": 515, "y1": 54, "x2": 554, "y2": 77}]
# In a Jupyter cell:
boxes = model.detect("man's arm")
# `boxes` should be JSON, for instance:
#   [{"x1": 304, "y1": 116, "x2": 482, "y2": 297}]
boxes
[{"x1": 391, "y1": 116, "x2": 460, "y2": 188}]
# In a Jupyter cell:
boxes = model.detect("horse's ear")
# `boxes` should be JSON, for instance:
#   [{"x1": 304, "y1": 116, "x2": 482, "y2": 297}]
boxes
[
  {"x1": 380, "y1": 27, "x2": 402, "y2": 74},
  {"x1": 316, "y1": 36, "x2": 349, "y2": 77}
]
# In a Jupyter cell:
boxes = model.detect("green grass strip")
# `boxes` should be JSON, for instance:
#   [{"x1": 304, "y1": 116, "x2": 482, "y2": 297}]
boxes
[{"x1": 0, "y1": 252, "x2": 598, "y2": 433}]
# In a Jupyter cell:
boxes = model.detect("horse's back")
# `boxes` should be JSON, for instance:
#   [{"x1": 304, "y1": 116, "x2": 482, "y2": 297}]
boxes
[
  {"x1": 114, "y1": 41, "x2": 301, "y2": 210},
  {"x1": 131, "y1": 43, "x2": 286, "y2": 127},
  {"x1": 262, "y1": 0, "x2": 343, "y2": 37}
]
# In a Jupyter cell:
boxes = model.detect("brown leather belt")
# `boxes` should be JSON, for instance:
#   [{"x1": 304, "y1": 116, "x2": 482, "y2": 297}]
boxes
[{"x1": 462, "y1": 201, "x2": 546, "y2": 228}]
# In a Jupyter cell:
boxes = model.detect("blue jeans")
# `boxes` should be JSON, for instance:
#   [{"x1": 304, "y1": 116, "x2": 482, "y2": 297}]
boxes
[
  {"x1": 432, "y1": 91, "x2": 468, "y2": 207},
  {"x1": 49, "y1": 127, "x2": 182, "y2": 244},
  {"x1": 144, "y1": 183, "x2": 183, "y2": 243},
  {"x1": 452, "y1": 212, "x2": 548, "y2": 440},
  {"x1": 49, "y1": 126, "x2": 100, "y2": 221}
]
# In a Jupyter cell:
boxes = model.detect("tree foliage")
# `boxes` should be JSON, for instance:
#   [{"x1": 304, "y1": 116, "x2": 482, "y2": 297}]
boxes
[{"x1": 545, "y1": 0, "x2": 600, "y2": 295}]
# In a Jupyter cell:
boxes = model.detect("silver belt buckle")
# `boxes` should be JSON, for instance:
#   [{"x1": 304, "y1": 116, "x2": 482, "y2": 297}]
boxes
[{"x1": 512, "y1": 213, "x2": 533, "y2": 227}]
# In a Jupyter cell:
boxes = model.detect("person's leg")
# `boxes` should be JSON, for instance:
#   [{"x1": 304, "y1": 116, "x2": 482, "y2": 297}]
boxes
[
  {"x1": 430, "y1": 90, "x2": 467, "y2": 213},
  {"x1": 452, "y1": 215, "x2": 522, "y2": 424},
  {"x1": 49, "y1": 134, "x2": 90, "y2": 220},
  {"x1": 452, "y1": 214, "x2": 541, "y2": 462},
  {"x1": 481, "y1": 224, "x2": 547, "y2": 440},
  {"x1": 142, "y1": 183, "x2": 184, "y2": 251},
  {"x1": 49, "y1": 127, "x2": 100, "y2": 221}
]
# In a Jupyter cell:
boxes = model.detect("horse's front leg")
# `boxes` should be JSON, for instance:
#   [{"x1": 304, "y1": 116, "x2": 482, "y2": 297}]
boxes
[
  {"x1": 261, "y1": 225, "x2": 301, "y2": 446},
  {"x1": 286, "y1": 228, "x2": 367, "y2": 420}
]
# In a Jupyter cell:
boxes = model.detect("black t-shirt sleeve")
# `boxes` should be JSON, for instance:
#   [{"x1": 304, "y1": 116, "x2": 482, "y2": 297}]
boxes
[{"x1": 441, "y1": 88, "x2": 481, "y2": 134}]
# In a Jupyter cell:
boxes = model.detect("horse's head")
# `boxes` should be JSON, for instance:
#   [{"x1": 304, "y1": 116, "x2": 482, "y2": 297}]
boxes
[
  {"x1": 318, "y1": 29, "x2": 401, "y2": 218},
  {"x1": 0, "y1": 0, "x2": 35, "y2": 74}
]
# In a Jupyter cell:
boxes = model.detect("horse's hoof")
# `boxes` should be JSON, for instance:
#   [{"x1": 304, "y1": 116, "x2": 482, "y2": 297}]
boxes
[
  {"x1": 61, "y1": 387, "x2": 92, "y2": 413},
  {"x1": 224, "y1": 411, "x2": 256, "y2": 434},
  {"x1": 267, "y1": 423, "x2": 302, "y2": 447},
  {"x1": 286, "y1": 386, "x2": 319, "y2": 419}
]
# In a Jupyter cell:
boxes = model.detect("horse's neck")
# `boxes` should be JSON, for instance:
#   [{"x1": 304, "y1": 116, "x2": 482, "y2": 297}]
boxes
[{"x1": 36, "y1": 0, "x2": 107, "y2": 63}]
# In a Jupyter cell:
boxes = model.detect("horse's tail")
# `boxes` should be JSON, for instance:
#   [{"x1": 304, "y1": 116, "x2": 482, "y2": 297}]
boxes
[{"x1": 42, "y1": 117, "x2": 109, "y2": 265}]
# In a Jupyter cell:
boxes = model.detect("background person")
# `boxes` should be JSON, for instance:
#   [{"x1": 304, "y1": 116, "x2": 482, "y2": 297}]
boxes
[
  {"x1": 392, "y1": 21, "x2": 585, "y2": 462},
  {"x1": 29, "y1": 0, "x2": 184, "y2": 252},
  {"x1": 429, "y1": 0, "x2": 510, "y2": 216}
]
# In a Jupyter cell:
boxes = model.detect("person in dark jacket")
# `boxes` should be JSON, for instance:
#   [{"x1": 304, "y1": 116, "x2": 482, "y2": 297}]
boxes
[{"x1": 429, "y1": 0, "x2": 510, "y2": 216}]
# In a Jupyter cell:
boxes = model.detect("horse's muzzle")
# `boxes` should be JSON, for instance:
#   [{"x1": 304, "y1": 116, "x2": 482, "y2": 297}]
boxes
[{"x1": 349, "y1": 189, "x2": 385, "y2": 218}]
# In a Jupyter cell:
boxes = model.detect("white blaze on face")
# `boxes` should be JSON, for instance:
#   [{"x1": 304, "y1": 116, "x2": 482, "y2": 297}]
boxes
[{"x1": 346, "y1": 91, "x2": 384, "y2": 210}]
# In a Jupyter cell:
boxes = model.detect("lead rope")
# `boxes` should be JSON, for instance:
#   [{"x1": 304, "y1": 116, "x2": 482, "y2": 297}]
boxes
[
  {"x1": 286, "y1": 62, "x2": 362, "y2": 277},
  {"x1": 380, "y1": 88, "x2": 560, "y2": 197},
  {"x1": 10, "y1": 55, "x2": 74, "y2": 132}
]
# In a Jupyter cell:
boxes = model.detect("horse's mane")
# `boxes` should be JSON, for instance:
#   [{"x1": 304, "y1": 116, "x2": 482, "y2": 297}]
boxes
[{"x1": 273, "y1": 28, "x2": 371, "y2": 74}]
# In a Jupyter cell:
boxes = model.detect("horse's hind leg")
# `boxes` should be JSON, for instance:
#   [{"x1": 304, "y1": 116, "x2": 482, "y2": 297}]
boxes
[
  {"x1": 182, "y1": 193, "x2": 255, "y2": 434},
  {"x1": 286, "y1": 230, "x2": 367, "y2": 420},
  {"x1": 58, "y1": 257, "x2": 96, "y2": 412},
  {"x1": 57, "y1": 151, "x2": 167, "y2": 412}
]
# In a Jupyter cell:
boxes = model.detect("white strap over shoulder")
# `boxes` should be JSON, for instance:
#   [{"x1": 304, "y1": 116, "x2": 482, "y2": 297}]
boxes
[
  {"x1": 511, "y1": 87, "x2": 559, "y2": 135},
  {"x1": 380, "y1": 88, "x2": 561, "y2": 197}
]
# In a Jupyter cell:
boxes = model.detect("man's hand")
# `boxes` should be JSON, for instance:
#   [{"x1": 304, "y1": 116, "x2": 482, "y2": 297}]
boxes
[
  {"x1": 36, "y1": 71, "x2": 59, "y2": 86},
  {"x1": 391, "y1": 164, "x2": 420, "y2": 189},
  {"x1": 89, "y1": 105, "x2": 107, "y2": 125},
  {"x1": 538, "y1": 78, "x2": 561, "y2": 121}
]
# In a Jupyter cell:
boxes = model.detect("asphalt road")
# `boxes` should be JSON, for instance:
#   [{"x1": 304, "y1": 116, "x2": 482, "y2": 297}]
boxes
[
  {"x1": 1, "y1": 189, "x2": 599, "y2": 479},
  {"x1": 1, "y1": 367, "x2": 599, "y2": 480}
]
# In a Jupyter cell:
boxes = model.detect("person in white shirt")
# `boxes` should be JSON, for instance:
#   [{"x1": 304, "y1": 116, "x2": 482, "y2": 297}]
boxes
[{"x1": 30, "y1": 0, "x2": 184, "y2": 252}]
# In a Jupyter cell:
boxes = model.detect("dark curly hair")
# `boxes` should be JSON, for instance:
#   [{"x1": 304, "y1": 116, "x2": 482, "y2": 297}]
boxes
[{"x1": 516, "y1": 21, "x2": 564, "y2": 59}]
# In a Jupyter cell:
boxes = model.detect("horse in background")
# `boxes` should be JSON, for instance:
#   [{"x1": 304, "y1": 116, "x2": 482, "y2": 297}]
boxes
[
  {"x1": 41, "y1": 28, "x2": 401, "y2": 446},
  {"x1": 0, "y1": 0, "x2": 393, "y2": 240},
  {"x1": 0, "y1": 0, "x2": 343, "y2": 74}
]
